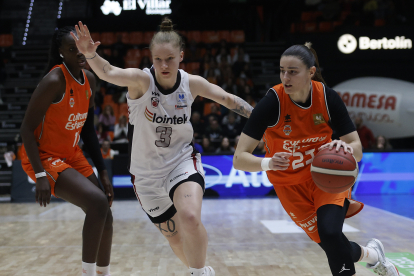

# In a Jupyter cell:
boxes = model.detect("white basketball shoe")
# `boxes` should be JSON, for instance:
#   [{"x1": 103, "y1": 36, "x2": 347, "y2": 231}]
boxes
[
  {"x1": 204, "y1": 266, "x2": 215, "y2": 276},
  {"x1": 365, "y1": 238, "x2": 399, "y2": 276}
]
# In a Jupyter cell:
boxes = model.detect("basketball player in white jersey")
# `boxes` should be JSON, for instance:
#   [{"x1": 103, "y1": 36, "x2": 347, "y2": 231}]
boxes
[{"x1": 71, "y1": 19, "x2": 253, "y2": 276}]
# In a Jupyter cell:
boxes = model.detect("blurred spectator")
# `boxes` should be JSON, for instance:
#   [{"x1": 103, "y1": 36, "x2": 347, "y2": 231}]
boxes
[
  {"x1": 204, "y1": 104, "x2": 221, "y2": 125},
  {"x1": 222, "y1": 110, "x2": 241, "y2": 125},
  {"x1": 355, "y1": 116, "x2": 375, "y2": 149},
  {"x1": 101, "y1": 140, "x2": 117, "y2": 159},
  {"x1": 204, "y1": 60, "x2": 221, "y2": 80},
  {"x1": 113, "y1": 115, "x2": 128, "y2": 143},
  {"x1": 109, "y1": 49, "x2": 125, "y2": 69},
  {"x1": 232, "y1": 54, "x2": 247, "y2": 79},
  {"x1": 221, "y1": 78, "x2": 238, "y2": 95},
  {"x1": 191, "y1": 111, "x2": 204, "y2": 139},
  {"x1": 139, "y1": 56, "x2": 152, "y2": 70},
  {"x1": 205, "y1": 119, "x2": 223, "y2": 145},
  {"x1": 96, "y1": 122, "x2": 110, "y2": 143},
  {"x1": 206, "y1": 69, "x2": 218, "y2": 85},
  {"x1": 4, "y1": 151, "x2": 16, "y2": 167},
  {"x1": 99, "y1": 105, "x2": 116, "y2": 132},
  {"x1": 216, "y1": 48, "x2": 232, "y2": 65},
  {"x1": 191, "y1": 96, "x2": 205, "y2": 115},
  {"x1": 187, "y1": 40, "x2": 201, "y2": 61},
  {"x1": 232, "y1": 47, "x2": 250, "y2": 64},
  {"x1": 202, "y1": 137, "x2": 215, "y2": 153},
  {"x1": 245, "y1": 94, "x2": 257, "y2": 108},
  {"x1": 374, "y1": 135, "x2": 392, "y2": 150},
  {"x1": 112, "y1": 34, "x2": 127, "y2": 57},
  {"x1": 254, "y1": 139, "x2": 267, "y2": 154},
  {"x1": 222, "y1": 112, "x2": 242, "y2": 139},
  {"x1": 215, "y1": 137, "x2": 235, "y2": 153}
]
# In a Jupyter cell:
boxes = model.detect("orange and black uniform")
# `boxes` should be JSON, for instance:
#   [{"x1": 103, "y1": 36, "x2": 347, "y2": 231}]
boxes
[
  {"x1": 21, "y1": 64, "x2": 94, "y2": 196},
  {"x1": 243, "y1": 81, "x2": 363, "y2": 276}
]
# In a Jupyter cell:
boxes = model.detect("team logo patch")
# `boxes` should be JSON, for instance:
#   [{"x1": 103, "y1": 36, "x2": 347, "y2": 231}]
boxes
[
  {"x1": 283, "y1": 125, "x2": 292, "y2": 136},
  {"x1": 177, "y1": 92, "x2": 186, "y2": 103},
  {"x1": 151, "y1": 97, "x2": 159, "y2": 108},
  {"x1": 284, "y1": 114, "x2": 291, "y2": 123},
  {"x1": 313, "y1": 113, "x2": 326, "y2": 125},
  {"x1": 69, "y1": 98, "x2": 75, "y2": 108},
  {"x1": 70, "y1": 89, "x2": 74, "y2": 96},
  {"x1": 175, "y1": 104, "x2": 187, "y2": 110},
  {"x1": 145, "y1": 107, "x2": 154, "y2": 121}
]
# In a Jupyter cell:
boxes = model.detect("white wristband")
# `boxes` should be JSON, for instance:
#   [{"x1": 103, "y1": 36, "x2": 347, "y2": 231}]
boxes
[
  {"x1": 35, "y1": 171, "x2": 47, "y2": 179},
  {"x1": 261, "y1": 158, "x2": 271, "y2": 171}
]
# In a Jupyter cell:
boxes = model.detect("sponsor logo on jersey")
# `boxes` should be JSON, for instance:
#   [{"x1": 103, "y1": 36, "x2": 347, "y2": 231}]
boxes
[
  {"x1": 51, "y1": 159, "x2": 64, "y2": 167},
  {"x1": 144, "y1": 106, "x2": 188, "y2": 125},
  {"x1": 170, "y1": 172, "x2": 188, "y2": 182},
  {"x1": 152, "y1": 91, "x2": 160, "y2": 97},
  {"x1": 151, "y1": 97, "x2": 159, "y2": 108},
  {"x1": 175, "y1": 104, "x2": 187, "y2": 110},
  {"x1": 283, "y1": 125, "x2": 292, "y2": 135},
  {"x1": 313, "y1": 113, "x2": 326, "y2": 125},
  {"x1": 70, "y1": 89, "x2": 74, "y2": 96},
  {"x1": 145, "y1": 107, "x2": 154, "y2": 121},
  {"x1": 148, "y1": 206, "x2": 159, "y2": 213},
  {"x1": 284, "y1": 114, "x2": 291, "y2": 123},
  {"x1": 65, "y1": 112, "x2": 88, "y2": 130},
  {"x1": 177, "y1": 92, "x2": 186, "y2": 103},
  {"x1": 85, "y1": 90, "x2": 89, "y2": 100},
  {"x1": 69, "y1": 98, "x2": 75, "y2": 108},
  {"x1": 282, "y1": 135, "x2": 327, "y2": 152}
]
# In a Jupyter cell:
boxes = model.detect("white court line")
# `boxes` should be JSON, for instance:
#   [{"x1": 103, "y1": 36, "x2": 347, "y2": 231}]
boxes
[{"x1": 38, "y1": 202, "x2": 68, "y2": 217}]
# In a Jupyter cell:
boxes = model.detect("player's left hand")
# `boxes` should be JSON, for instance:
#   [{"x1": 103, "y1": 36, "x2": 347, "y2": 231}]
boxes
[
  {"x1": 100, "y1": 170, "x2": 114, "y2": 207},
  {"x1": 318, "y1": 139, "x2": 354, "y2": 154}
]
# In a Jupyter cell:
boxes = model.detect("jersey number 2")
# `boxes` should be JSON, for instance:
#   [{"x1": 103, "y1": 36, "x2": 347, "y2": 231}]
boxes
[
  {"x1": 292, "y1": 149, "x2": 315, "y2": 170},
  {"x1": 155, "y1": 126, "x2": 172, "y2": 147}
]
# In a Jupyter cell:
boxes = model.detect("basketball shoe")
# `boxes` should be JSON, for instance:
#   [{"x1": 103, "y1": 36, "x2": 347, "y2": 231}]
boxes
[{"x1": 365, "y1": 238, "x2": 399, "y2": 276}]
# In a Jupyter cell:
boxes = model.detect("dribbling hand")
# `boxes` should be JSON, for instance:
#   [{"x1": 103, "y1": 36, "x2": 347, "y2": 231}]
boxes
[
  {"x1": 35, "y1": 177, "x2": 51, "y2": 207},
  {"x1": 269, "y1": 152, "x2": 292, "y2": 171},
  {"x1": 70, "y1": 21, "x2": 100, "y2": 58},
  {"x1": 318, "y1": 140, "x2": 354, "y2": 154}
]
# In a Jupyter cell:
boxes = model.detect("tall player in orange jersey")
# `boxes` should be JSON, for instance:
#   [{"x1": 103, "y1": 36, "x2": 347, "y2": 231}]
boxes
[
  {"x1": 233, "y1": 43, "x2": 399, "y2": 276},
  {"x1": 20, "y1": 26, "x2": 114, "y2": 276}
]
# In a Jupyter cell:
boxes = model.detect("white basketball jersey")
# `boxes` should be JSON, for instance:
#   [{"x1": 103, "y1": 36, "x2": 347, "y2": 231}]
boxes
[{"x1": 127, "y1": 67, "x2": 195, "y2": 178}]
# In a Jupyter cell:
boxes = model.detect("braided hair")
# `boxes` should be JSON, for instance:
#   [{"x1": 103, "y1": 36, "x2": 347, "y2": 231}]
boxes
[{"x1": 43, "y1": 26, "x2": 76, "y2": 76}]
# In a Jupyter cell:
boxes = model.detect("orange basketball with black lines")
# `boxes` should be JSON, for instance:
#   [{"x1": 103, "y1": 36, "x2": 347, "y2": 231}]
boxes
[{"x1": 310, "y1": 148, "x2": 359, "y2": 194}]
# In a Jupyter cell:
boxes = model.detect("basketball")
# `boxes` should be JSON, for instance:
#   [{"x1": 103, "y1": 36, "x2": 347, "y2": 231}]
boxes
[{"x1": 310, "y1": 148, "x2": 359, "y2": 194}]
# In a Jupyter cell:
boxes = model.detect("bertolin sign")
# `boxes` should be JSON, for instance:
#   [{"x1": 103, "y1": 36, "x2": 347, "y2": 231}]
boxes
[
  {"x1": 101, "y1": 0, "x2": 171, "y2": 16},
  {"x1": 338, "y1": 34, "x2": 412, "y2": 54}
]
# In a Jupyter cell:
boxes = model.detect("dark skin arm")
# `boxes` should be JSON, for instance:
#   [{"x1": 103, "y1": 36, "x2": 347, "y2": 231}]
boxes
[
  {"x1": 84, "y1": 70, "x2": 114, "y2": 206},
  {"x1": 20, "y1": 69, "x2": 66, "y2": 207}
]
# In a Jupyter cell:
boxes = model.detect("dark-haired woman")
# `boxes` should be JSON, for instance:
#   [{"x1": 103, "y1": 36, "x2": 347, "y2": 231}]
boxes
[
  {"x1": 20, "y1": 26, "x2": 114, "y2": 276},
  {"x1": 71, "y1": 20, "x2": 253, "y2": 276},
  {"x1": 233, "y1": 43, "x2": 399, "y2": 276}
]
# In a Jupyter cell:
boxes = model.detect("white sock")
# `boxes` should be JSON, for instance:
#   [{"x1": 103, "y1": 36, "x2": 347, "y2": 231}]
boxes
[
  {"x1": 360, "y1": 246, "x2": 379, "y2": 265},
  {"x1": 96, "y1": 264, "x2": 110, "y2": 275},
  {"x1": 189, "y1": 267, "x2": 205, "y2": 276},
  {"x1": 82, "y1": 262, "x2": 96, "y2": 276}
]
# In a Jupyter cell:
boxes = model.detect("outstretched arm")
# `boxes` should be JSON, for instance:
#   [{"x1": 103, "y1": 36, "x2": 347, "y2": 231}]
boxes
[
  {"x1": 70, "y1": 21, "x2": 149, "y2": 96},
  {"x1": 189, "y1": 74, "x2": 253, "y2": 118}
]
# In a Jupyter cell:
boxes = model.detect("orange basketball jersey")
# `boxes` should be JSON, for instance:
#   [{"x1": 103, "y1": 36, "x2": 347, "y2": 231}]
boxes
[
  {"x1": 264, "y1": 81, "x2": 333, "y2": 186},
  {"x1": 23, "y1": 64, "x2": 92, "y2": 159}
]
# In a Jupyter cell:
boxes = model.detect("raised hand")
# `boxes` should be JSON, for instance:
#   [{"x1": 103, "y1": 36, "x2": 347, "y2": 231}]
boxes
[{"x1": 70, "y1": 21, "x2": 100, "y2": 58}]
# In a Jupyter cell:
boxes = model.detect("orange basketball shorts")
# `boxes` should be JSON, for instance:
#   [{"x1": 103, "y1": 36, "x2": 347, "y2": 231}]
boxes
[
  {"x1": 273, "y1": 178, "x2": 363, "y2": 243},
  {"x1": 21, "y1": 146, "x2": 94, "y2": 197}
]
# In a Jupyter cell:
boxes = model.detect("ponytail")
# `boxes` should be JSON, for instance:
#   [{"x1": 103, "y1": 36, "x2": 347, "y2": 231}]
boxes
[{"x1": 281, "y1": 42, "x2": 327, "y2": 86}]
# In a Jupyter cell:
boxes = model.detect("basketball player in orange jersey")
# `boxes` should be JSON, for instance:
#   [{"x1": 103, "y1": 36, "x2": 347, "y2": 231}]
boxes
[
  {"x1": 71, "y1": 20, "x2": 253, "y2": 276},
  {"x1": 233, "y1": 43, "x2": 399, "y2": 276},
  {"x1": 20, "y1": 26, "x2": 114, "y2": 276}
]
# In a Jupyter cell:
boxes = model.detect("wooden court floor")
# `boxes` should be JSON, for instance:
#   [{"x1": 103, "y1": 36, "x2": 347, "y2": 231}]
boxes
[{"x1": 0, "y1": 198, "x2": 413, "y2": 276}]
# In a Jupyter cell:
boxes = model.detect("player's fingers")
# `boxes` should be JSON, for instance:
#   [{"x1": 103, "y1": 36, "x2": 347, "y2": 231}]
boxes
[
  {"x1": 336, "y1": 142, "x2": 342, "y2": 152},
  {"x1": 79, "y1": 21, "x2": 85, "y2": 35},
  {"x1": 84, "y1": 24, "x2": 91, "y2": 37},
  {"x1": 75, "y1": 25, "x2": 82, "y2": 39},
  {"x1": 70, "y1": 32, "x2": 78, "y2": 41}
]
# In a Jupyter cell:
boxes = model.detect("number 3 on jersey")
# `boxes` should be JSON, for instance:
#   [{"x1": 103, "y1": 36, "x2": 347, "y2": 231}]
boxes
[
  {"x1": 292, "y1": 149, "x2": 315, "y2": 170},
  {"x1": 155, "y1": 126, "x2": 172, "y2": 147}
]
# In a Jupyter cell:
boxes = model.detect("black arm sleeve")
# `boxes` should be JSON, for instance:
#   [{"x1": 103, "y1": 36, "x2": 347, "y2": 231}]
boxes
[
  {"x1": 242, "y1": 90, "x2": 280, "y2": 140},
  {"x1": 325, "y1": 86, "x2": 356, "y2": 137},
  {"x1": 80, "y1": 107, "x2": 106, "y2": 172}
]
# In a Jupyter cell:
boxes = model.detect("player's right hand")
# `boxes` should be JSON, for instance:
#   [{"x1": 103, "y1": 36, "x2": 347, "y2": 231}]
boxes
[
  {"x1": 35, "y1": 177, "x2": 51, "y2": 207},
  {"x1": 269, "y1": 152, "x2": 292, "y2": 171},
  {"x1": 70, "y1": 21, "x2": 100, "y2": 57}
]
